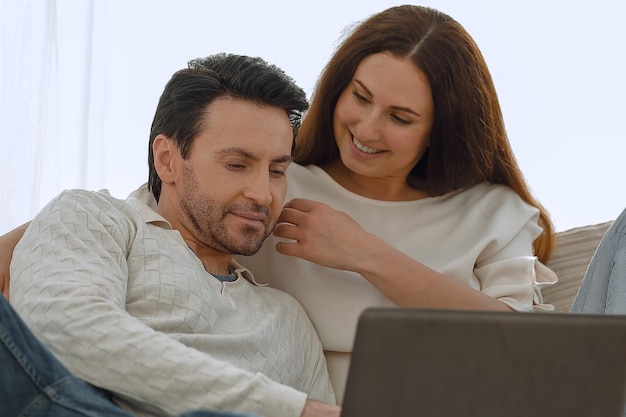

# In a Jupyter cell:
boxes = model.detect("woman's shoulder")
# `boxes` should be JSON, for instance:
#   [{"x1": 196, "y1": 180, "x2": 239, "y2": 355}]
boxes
[
  {"x1": 127, "y1": 183, "x2": 157, "y2": 209},
  {"x1": 285, "y1": 164, "x2": 342, "y2": 199},
  {"x1": 452, "y1": 183, "x2": 530, "y2": 210},
  {"x1": 442, "y1": 183, "x2": 539, "y2": 231},
  {"x1": 454, "y1": 182, "x2": 517, "y2": 200},
  {"x1": 286, "y1": 163, "x2": 325, "y2": 182}
]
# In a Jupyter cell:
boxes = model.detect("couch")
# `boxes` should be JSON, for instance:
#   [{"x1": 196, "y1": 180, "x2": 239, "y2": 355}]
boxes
[{"x1": 542, "y1": 220, "x2": 613, "y2": 312}]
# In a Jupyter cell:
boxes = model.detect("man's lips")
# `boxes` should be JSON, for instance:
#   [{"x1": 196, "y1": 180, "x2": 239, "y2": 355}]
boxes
[{"x1": 229, "y1": 211, "x2": 269, "y2": 227}]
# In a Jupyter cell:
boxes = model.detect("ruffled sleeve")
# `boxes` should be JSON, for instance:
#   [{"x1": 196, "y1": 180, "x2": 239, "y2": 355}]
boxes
[
  {"x1": 461, "y1": 184, "x2": 557, "y2": 312},
  {"x1": 476, "y1": 256, "x2": 557, "y2": 312}
]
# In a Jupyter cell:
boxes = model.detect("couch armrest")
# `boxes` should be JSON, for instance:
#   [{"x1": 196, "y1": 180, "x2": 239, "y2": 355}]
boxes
[{"x1": 543, "y1": 221, "x2": 613, "y2": 312}]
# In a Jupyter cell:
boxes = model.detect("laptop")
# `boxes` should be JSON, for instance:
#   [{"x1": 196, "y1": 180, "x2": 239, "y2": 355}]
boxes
[{"x1": 341, "y1": 308, "x2": 626, "y2": 417}]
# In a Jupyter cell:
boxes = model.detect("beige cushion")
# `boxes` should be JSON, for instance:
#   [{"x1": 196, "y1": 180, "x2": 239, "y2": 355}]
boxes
[{"x1": 543, "y1": 221, "x2": 613, "y2": 312}]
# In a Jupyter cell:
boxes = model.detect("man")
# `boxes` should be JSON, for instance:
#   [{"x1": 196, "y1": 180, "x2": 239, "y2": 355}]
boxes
[{"x1": 8, "y1": 53, "x2": 339, "y2": 417}]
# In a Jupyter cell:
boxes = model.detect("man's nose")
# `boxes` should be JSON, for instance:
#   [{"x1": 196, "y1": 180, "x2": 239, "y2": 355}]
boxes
[{"x1": 243, "y1": 171, "x2": 272, "y2": 206}]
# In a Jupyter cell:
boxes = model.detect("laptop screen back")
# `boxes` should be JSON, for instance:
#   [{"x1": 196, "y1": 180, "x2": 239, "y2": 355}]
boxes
[{"x1": 341, "y1": 308, "x2": 626, "y2": 417}]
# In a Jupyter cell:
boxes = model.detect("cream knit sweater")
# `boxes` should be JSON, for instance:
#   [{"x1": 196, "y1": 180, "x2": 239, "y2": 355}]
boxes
[{"x1": 11, "y1": 189, "x2": 335, "y2": 417}]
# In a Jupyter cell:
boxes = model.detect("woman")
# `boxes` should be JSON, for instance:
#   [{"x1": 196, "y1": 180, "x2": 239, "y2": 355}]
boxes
[
  {"x1": 240, "y1": 5, "x2": 557, "y2": 402},
  {"x1": 1, "y1": 5, "x2": 557, "y2": 404}
]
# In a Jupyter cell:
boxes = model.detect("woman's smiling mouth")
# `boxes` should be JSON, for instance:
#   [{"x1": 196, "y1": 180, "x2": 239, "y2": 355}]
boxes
[{"x1": 352, "y1": 137, "x2": 384, "y2": 154}]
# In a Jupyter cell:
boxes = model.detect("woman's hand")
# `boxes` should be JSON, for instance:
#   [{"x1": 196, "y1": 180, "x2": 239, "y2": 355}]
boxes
[{"x1": 273, "y1": 198, "x2": 377, "y2": 272}]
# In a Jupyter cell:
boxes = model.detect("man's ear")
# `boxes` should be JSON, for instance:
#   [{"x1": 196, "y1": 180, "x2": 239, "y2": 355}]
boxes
[{"x1": 153, "y1": 135, "x2": 179, "y2": 185}]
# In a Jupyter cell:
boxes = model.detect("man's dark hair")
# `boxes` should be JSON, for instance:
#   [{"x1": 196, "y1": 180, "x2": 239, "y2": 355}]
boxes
[{"x1": 147, "y1": 53, "x2": 309, "y2": 201}]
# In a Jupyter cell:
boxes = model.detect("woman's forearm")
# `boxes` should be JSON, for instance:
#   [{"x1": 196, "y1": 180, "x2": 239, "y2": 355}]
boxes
[{"x1": 1, "y1": 221, "x2": 30, "y2": 300}]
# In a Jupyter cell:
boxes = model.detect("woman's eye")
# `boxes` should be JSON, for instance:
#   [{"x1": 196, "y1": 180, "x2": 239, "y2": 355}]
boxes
[
  {"x1": 390, "y1": 114, "x2": 411, "y2": 126},
  {"x1": 352, "y1": 89, "x2": 369, "y2": 104}
]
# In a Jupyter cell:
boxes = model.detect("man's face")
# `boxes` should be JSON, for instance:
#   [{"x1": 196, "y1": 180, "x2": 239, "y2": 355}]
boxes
[{"x1": 174, "y1": 98, "x2": 293, "y2": 256}]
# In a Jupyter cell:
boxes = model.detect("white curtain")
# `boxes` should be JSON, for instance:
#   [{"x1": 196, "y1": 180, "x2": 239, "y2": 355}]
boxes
[
  {"x1": 0, "y1": 0, "x2": 114, "y2": 233},
  {"x1": 1, "y1": 0, "x2": 625, "y2": 234}
]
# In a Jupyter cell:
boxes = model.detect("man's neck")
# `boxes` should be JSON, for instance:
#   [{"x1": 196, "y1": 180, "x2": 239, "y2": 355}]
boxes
[
  {"x1": 155, "y1": 194, "x2": 233, "y2": 276},
  {"x1": 184, "y1": 239, "x2": 234, "y2": 275}
]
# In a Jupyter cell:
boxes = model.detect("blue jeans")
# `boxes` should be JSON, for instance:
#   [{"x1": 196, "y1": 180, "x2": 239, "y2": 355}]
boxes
[
  {"x1": 570, "y1": 208, "x2": 626, "y2": 314},
  {"x1": 569, "y1": 208, "x2": 626, "y2": 417},
  {"x1": 0, "y1": 295, "x2": 261, "y2": 417}
]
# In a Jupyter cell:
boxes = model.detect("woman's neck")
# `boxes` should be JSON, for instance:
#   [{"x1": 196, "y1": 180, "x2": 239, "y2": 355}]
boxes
[{"x1": 321, "y1": 160, "x2": 427, "y2": 202}]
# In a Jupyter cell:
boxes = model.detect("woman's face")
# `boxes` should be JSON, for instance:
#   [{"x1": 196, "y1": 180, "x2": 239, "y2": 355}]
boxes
[{"x1": 333, "y1": 52, "x2": 434, "y2": 182}]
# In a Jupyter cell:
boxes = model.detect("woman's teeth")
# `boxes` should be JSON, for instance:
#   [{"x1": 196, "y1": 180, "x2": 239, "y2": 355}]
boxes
[{"x1": 353, "y1": 138, "x2": 383, "y2": 154}]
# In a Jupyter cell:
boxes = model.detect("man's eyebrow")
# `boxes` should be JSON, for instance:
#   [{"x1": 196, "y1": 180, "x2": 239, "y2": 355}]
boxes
[
  {"x1": 273, "y1": 154, "x2": 293, "y2": 164},
  {"x1": 216, "y1": 147, "x2": 293, "y2": 163},
  {"x1": 216, "y1": 147, "x2": 254, "y2": 159}
]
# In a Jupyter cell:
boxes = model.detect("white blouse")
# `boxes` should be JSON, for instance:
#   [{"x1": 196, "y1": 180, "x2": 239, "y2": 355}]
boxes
[{"x1": 239, "y1": 164, "x2": 557, "y2": 402}]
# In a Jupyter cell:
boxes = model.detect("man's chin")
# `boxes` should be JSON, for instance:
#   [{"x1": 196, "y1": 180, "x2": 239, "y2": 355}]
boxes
[
  {"x1": 220, "y1": 225, "x2": 270, "y2": 256},
  {"x1": 227, "y1": 235, "x2": 267, "y2": 256},
  {"x1": 232, "y1": 243, "x2": 265, "y2": 257}
]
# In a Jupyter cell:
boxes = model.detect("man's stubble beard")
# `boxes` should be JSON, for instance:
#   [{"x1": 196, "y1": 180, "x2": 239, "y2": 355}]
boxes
[{"x1": 179, "y1": 165, "x2": 275, "y2": 256}]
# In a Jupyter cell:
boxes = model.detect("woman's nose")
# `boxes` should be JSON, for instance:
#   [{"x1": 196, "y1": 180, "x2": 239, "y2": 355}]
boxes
[{"x1": 356, "y1": 111, "x2": 383, "y2": 142}]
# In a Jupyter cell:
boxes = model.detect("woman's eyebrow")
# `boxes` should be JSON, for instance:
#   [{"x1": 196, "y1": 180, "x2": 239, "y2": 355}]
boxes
[{"x1": 354, "y1": 79, "x2": 422, "y2": 117}]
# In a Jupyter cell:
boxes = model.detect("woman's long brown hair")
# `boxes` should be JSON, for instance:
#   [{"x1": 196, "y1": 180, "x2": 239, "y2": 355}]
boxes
[{"x1": 295, "y1": 5, "x2": 554, "y2": 262}]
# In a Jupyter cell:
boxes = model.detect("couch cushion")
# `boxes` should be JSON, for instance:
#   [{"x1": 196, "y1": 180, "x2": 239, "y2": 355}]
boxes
[{"x1": 543, "y1": 221, "x2": 613, "y2": 312}]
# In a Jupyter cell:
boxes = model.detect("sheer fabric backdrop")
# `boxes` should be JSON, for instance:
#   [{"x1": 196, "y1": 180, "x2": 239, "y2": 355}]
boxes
[
  {"x1": 1, "y1": 0, "x2": 625, "y2": 234},
  {"x1": 1, "y1": 0, "x2": 114, "y2": 232}
]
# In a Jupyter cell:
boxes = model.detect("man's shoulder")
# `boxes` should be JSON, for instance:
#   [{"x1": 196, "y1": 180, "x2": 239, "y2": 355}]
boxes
[
  {"x1": 54, "y1": 188, "x2": 124, "y2": 206},
  {"x1": 59, "y1": 188, "x2": 134, "y2": 212},
  {"x1": 37, "y1": 189, "x2": 143, "y2": 230}
]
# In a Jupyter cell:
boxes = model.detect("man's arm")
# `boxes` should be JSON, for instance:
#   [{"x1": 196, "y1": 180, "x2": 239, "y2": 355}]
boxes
[
  {"x1": 10, "y1": 190, "x2": 311, "y2": 417},
  {"x1": 0, "y1": 222, "x2": 29, "y2": 300}
]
